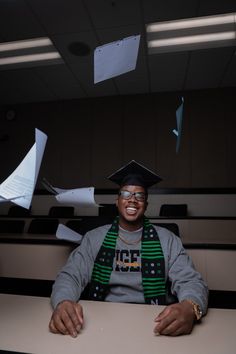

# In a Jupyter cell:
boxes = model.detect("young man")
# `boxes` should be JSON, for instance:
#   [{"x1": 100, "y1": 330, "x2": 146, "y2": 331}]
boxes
[{"x1": 49, "y1": 160, "x2": 208, "y2": 337}]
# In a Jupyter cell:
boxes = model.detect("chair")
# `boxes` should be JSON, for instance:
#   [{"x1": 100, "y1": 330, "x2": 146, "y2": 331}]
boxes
[
  {"x1": 48, "y1": 206, "x2": 74, "y2": 217},
  {"x1": 159, "y1": 204, "x2": 187, "y2": 217},
  {"x1": 99, "y1": 204, "x2": 118, "y2": 217},
  {"x1": 152, "y1": 222, "x2": 180, "y2": 237},
  {"x1": 66, "y1": 216, "x2": 114, "y2": 236},
  {"x1": 27, "y1": 218, "x2": 59, "y2": 234},
  {"x1": 0, "y1": 219, "x2": 25, "y2": 233},
  {"x1": 8, "y1": 205, "x2": 31, "y2": 217}
]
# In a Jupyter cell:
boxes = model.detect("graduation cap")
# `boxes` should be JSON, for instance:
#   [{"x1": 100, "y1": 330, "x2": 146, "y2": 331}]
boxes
[{"x1": 107, "y1": 160, "x2": 162, "y2": 189}]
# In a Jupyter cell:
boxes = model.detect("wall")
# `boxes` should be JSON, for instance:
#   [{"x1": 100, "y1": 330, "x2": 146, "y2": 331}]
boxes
[{"x1": 0, "y1": 88, "x2": 236, "y2": 190}]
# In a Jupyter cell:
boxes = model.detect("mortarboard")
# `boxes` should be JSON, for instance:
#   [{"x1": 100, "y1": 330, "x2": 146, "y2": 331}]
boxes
[{"x1": 107, "y1": 160, "x2": 162, "y2": 189}]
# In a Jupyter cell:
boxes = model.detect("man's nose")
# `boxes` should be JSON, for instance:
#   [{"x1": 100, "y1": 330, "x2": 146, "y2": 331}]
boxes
[{"x1": 129, "y1": 193, "x2": 136, "y2": 201}]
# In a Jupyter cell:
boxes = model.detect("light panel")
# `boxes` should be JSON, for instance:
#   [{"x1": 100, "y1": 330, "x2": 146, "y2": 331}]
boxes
[
  {"x1": 0, "y1": 37, "x2": 63, "y2": 68},
  {"x1": 0, "y1": 38, "x2": 53, "y2": 52},
  {"x1": 146, "y1": 12, "x2": 236, "y2": 54}
]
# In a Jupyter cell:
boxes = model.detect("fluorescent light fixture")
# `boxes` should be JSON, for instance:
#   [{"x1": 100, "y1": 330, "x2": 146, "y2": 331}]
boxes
[
  {"x1": 147, "y1": 13, "x2": 236, "y2": 32},
  {"x1": 149, "y1": 31, "x2": 236, "y2": 47},
  {"x1": 0, "y1": 37, "x2": 63, "y2": 68},
  {"x1": 0, "y1": 38, "x2": 53, "y2": 52},
  {"x1": 0, "y1": 52, "x2": 61, "y2": 65},
  {"x1": 146, "y1": 12, "x2": 236, "y2": 54}
]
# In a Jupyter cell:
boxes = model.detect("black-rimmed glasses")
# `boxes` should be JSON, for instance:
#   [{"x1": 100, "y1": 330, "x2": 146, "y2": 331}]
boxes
[{"x1": 119, "y1": 190, "x2": 146, "y2": 202}]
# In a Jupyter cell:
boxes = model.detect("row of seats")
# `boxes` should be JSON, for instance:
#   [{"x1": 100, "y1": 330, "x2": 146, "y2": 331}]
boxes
[
  {"x1": 0, "y1": 217, "x2": 180, "y2": 237},
  {"x1": 7, "y1": 205, "x2": 114, "y2": 217},
  {"x1": 0, "y1": 217, "x2": 114, "y2": 235},
  {"x1": 5, "y1": 204, "x2": 188, "y2": 218},
  {"x1": 7, "y1": 205, "x2": 75, "y2": 217}
]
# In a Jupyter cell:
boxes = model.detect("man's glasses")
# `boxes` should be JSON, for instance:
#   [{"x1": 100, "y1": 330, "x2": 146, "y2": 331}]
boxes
[{"x1": 119, "y1": 190, "x2": 146, "y2": 202}]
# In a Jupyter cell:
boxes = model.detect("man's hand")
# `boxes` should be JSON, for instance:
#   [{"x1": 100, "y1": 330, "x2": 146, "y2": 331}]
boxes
[
  {"x1": 49, "y1": 300, "x2": 84, "y2": 338},
  {"x1": 154, "y1": 300, "x2": 196, "y2": 336}
]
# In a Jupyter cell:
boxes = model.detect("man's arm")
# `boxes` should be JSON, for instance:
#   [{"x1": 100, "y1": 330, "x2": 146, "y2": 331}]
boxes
[
  {"x1": 51, "y1": 226, "x2": 107, "y2": 308},
  {"x1": 49, "y1": 236, "x2": 92, "y2": 337},
  {"x1": 154, "y1": 228, "x2": 208, "y2": 335},
  {"x1": 168, "y1": 240, "x2": 208, "y2": 315},
  {"x1": 49, "y1": 225, "x2": 109, "y2": 336}
]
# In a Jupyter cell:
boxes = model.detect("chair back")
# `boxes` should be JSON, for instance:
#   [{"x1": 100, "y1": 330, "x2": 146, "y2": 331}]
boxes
[
  {"x1": 66, "y1": 216, "x2": 114, "y2": 236},
  {"x1": 159, "y1": 204, "x2": 187, "y2": 217},
  {"x1": 8, "y1": 205, "x2": 31, "y2": 217},
  {"x1": 99, "y1": 204, "x2": 118, "y2": 217},
  {"x1": 0, "y1": 219, "x2": 25, "y2": 233},
  {"x1": 48, "y1": 206, "x2": 74, "y2": 217},
  {"x1": 28, "y1": 218, "x2": 59, "y2": 234}
]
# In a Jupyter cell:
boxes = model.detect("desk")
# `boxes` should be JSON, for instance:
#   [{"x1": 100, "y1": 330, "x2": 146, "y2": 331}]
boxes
[{"x1": 0, "y1": 294, "x2": 236, "y2": 354}]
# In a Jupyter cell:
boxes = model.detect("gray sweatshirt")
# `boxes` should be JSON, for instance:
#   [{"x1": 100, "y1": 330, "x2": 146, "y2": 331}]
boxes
[{"x1": 51, "y1": 225, "x2": 208, "y2": 314}]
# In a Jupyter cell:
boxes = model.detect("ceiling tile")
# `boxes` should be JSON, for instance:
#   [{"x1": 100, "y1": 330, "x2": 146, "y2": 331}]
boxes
[
  {"x1": 0, "y1": 0, "x2": 45, "y2": 41},
  {"x1": 142, "y1": 0, "x2": 199, "y2": 23},
  {"x1": 0, "y1": 69, "x2": 57, "y2": 104},
  {"x1": 148, "y1": 52, "x2": 189, "y2": 92},
  {"x1": 185, "y1": 47, "x2": 236, "y2": 90},
  {"x1": 197, "y1": 0, "x2": 236, "y2": 16},
  {"x1": 52, "y1": 31, "x2": 117, "y2": 97},
  {"x1": 28, "y1": 0, "x2": 92, "y2": 34},
  {"x1": 85, "y1": 0, "x2": 142, "y2": 28},
  {"x1": 33, "y1": 65, "x2": 86, "y2": 100}
]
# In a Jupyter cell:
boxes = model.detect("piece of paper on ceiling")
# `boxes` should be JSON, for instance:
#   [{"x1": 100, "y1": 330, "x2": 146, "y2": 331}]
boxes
[
  {"x1": 0, "y1": 128, "x2": 47, "y2": 209},
  {"x1": 173, "y1": 97, "x2": 184, "y2": 153},
  {"x1": 56, "y1": 187, "x2": 99, "y2": 207},
  {"x1": 94, "y1": 34, "x2": 141, "y2": 83},
  {"x1": 56, "y1": 223, "x2": 83, "y2": 244}
]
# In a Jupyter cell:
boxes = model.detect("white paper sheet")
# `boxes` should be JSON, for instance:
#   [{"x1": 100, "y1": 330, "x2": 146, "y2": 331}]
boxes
[
  {"x1": 94, "y1": 35, "x2": 140, "y2": 83},
  {"x1": 56, "y1": 223, "x2": 83, "y2": 244},
  {"x1": 42, "y1": 178, "x2": 99, "y2": 208},
  {"x1": 56, "y1": 187, "x2": 99, "y2": 207},
  {"x1": 0, "y1": 128, "x2": 47, "y2": 209}
]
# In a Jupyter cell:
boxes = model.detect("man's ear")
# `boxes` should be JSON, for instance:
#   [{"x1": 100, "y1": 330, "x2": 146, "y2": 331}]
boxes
[{"x1": 145, "y1": 200, "x2": 148, "y2": 211}]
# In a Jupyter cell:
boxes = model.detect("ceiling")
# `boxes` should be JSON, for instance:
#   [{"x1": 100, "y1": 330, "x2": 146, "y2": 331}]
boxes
[{"x1": 0, "y1": 0, "x2": 236, "y2": 106}]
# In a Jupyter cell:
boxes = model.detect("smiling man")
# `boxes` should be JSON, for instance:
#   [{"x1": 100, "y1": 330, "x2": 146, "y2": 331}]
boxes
[{"x1": 49, "y1": 160, "x2": 208, "y2": 338}]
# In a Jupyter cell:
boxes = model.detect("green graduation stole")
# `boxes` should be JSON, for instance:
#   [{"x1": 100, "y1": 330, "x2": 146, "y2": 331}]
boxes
[{"x1": 89, "y1": 216, "x2": 167, "y2": 305}]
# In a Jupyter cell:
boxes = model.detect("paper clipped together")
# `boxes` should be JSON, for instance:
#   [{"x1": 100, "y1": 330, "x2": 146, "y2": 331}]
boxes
[
  {"x1": 0, "y1": 128, "x2": 47, "y2": 209},
  {"x1": 94, "y1": 35, "x2": 141, "y2": 83}
]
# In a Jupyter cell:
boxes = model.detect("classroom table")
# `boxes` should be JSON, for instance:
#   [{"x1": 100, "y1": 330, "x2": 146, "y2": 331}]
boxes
[{"x1": 0, "y1": 294, "x2": 235, "y2": 354}]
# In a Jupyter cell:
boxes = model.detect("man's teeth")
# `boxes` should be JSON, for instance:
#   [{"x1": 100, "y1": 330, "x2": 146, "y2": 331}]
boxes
[{"x1": 126, "y1": 207, "x2": 137, "y2": 214}]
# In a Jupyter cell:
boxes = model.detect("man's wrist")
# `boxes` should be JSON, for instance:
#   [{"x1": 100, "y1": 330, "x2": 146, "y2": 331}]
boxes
[{"x1": 184, "y1": 299, "x2": 203, "y2": 321}]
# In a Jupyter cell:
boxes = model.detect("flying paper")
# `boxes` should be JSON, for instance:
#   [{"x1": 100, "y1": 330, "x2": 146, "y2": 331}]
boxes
[
  {"x1": 173, "y1": 97, "x2": 184, "y2": 153},
  {"x1": 94, "y1": 34, "x2": 140, "y2": 83},
  {"x1": 56, "y1": 223, "x2": 83, "y2": 244},
  {"x1": 0, "y1": 129, "x2": 47, "y2": 209},
  {"x1": 42, "y1": 178, "x2": 99, "y2": 207}
]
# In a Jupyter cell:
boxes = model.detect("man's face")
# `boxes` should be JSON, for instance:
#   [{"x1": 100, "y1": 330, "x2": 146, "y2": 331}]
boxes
[{"x1": 116, "y1": 185, "x2": 148, "y2": 228}]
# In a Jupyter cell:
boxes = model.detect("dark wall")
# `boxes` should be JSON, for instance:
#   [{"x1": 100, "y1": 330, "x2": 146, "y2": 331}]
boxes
[{"x1": 0, "y1": 88, "x2": 236, "y2": 189}]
